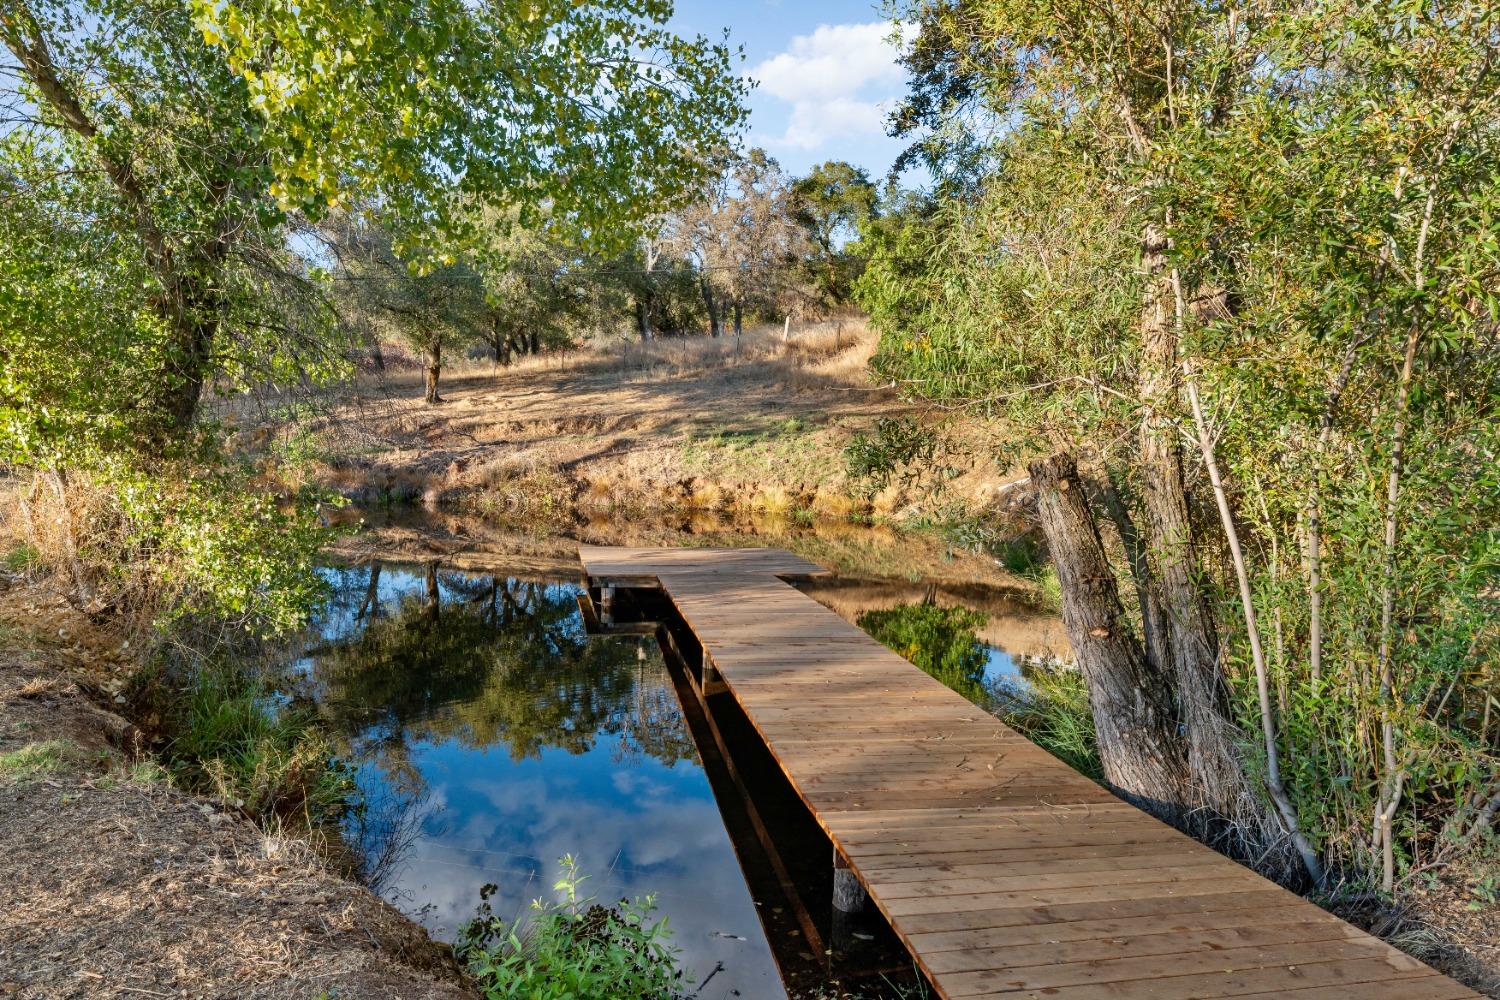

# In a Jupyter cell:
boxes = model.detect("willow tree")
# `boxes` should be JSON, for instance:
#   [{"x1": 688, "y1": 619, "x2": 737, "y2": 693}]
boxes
[{"x1": 862, "y1": 0, "x2": 1500, "y2": 889}]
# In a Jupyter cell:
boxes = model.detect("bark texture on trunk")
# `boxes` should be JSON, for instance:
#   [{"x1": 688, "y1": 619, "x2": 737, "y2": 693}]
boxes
[
  {"x1": 423, "y1": 340, "x2": 442, "y2": 404},
  {"x1": 635, "y1": 299, "x2": 654, "y2": 341},
  {"x1": 700, "y1": 278, "x2": 721, "y2": 337},
  {"x1": 732, "y1": 301, "x2": 743, "y2": 335},
  {"x1": 1135, "y1": 223, "x2": 1248, "y2": 816},
  {"x1": 1032, "y1": 453, "x2": 1191, "y2": 814},
  {"x1": 1095, "y1": 475, "x2": 1172, "y2": 678}
]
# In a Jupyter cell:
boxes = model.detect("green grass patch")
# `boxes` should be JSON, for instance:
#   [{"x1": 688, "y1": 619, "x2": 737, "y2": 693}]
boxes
[
  {"x1": 2, "y1": 543, "x2": 40, "y2": 572},
  {"x1": 0, "y1": 740, "x2": 73, "y2": 779},
  {"x1": 151, "y1": 662, "x2": 356, "y2": 826},
  {"x1": 993, "y1": 668, "x2": 1100, "y2": 778}
]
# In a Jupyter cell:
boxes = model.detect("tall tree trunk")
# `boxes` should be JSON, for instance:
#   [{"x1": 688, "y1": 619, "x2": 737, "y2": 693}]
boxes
[
  {"x1": 1031, "y1": 453, "x2": 1191, "y2": 814},
  {"x1": 487, "y1": 318, "x2": 504, "y2": 371},
  {"x1": 733, "y1": 301, "x2": 743, "y2": 336},
  {"x1": 1094, "y1": 474, "x2": 1171, "y2": 677},
  {"x1": 1136, "y1": 223, "x2": 1248, "y2": 817},
  {"x1": 700, "y1": 278, "x2": 721, "y2": 337},
  {"x1": 423, "y1": 339, "x2": 442, "y2": 404},
  {"x1": 1373, "y1": 319, "x2": 1422, "y2": 892},
  {"x1": 153, "y1": 307, "x2": 216, "y2": 437},
  {"x1": 635, "y1": 299, "x2": 654, "y2": 342},
  {"x1": 528, "y1": 331, "x2": 539, "y2": 355}
]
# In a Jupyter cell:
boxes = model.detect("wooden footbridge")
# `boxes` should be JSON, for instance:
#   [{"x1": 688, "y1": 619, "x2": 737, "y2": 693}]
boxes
[{"x1": 579, "y1": 545, "x2": 1478, "y2": 1000}]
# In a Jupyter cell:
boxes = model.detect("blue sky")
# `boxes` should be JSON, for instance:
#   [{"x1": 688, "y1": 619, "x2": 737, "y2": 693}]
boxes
[{"x1": 668, "y1": 1, "x2": 913, "y2": 181}]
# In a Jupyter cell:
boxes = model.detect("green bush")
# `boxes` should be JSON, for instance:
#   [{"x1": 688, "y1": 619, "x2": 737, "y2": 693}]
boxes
[
  {"x1": 843, "y1": 416, "x2": 938, "y2": 497},
  {"x1": 457, "y1": 856, "x2": 685, "y2": 1000}
]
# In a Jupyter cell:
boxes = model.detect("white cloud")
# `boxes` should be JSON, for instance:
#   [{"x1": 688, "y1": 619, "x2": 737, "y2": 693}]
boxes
[{"x1": 749, "y1": 21, "x2": 914, "y2": 152}]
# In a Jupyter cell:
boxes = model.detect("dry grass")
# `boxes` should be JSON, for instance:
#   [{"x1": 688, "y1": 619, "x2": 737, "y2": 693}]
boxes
[
  {"x1": 245, "y1": 317, "x2": 1026, "y2": 528},
  {"x1": 0, "y1": 574, "x2": 470, "y2": 999}
]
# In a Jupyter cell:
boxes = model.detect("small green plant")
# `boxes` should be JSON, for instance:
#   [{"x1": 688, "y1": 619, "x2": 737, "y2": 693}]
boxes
[
  {"x1": 0, "y1": 740, "x2": 71, "y2": 779},
  {"x1": 2, "y1": 543, "x2": 40, "y2": 572},
  {"x1": 269, "y1": 426, "x2": 327, "y2": 471},
  {"x1": 1469, "y1": 873, "x2": 1500, "y2": 911},
  {"x1": 457, "y1": 856, "x2": 685, "y2": 1000},
  {"x1": 127, "y1": 758, "x2": 172, "y2": 785},
  {"x1": 160, "y1": 663, "x2": 356, "y2": 826},
  {"x1": 1033, "y1": 564, "x2": 1062, "y2": 612}
]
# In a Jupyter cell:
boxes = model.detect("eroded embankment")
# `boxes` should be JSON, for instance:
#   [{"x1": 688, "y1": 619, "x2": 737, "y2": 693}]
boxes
[{"x1": 0, "y1": 574, "x2": 472, "y2": 1000}]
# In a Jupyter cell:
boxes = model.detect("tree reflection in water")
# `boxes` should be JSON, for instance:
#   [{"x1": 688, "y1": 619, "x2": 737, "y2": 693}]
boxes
[{"x1": 311, "y1": 561, "x2": 696, "y2": 784}]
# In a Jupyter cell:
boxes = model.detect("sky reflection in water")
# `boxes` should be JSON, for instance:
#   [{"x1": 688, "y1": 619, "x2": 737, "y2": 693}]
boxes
[{"x1": 306, "y1": 563, "x2": 783, "y2": 999}]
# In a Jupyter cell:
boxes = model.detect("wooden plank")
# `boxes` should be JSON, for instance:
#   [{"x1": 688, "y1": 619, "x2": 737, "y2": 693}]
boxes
[{"x1": 578, "y1": 545, "x2": 1481, "y2": 1000}]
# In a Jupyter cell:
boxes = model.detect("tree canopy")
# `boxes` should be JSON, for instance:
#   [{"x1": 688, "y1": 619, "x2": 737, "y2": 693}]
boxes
[{"x1": 861, "y1": 0, "x2": 1500, "y2": 890}]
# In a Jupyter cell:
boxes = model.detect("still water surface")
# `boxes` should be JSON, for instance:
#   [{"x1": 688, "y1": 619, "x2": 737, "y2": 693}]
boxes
[{"x1": 295, "y1": 558, "x2": 1059, "y2": 998}]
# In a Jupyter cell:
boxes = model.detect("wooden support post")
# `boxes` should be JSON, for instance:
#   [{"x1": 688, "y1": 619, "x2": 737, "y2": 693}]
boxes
[
  {"x1": 600, "y1": 585, "x2": 615, "y2": 626},
  {"x1": 702, "y1": 656, "x2": 729, "y2": 697},
  {"x1": 832, "y1": 847, "x2": 866, "y2": 914},
  {"x1": 830, "y1": 846, "x2": 867, "y2": 963}
]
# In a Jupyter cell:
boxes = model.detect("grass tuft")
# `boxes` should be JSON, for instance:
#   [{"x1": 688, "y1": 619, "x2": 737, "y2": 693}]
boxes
[
  {"x1": 3, "y1": 543, "x2": 40, "y2": 572},
  {"x1": 993, "y1": 666, "x2": 1100, "y2": 777},
  {"x1": 154, "y1": 663, "x2": 355, "y2": 827}
]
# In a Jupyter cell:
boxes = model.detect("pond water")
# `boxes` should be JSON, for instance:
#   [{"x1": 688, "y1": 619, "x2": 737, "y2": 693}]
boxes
[{"x1": 294, "y1": 551, "x2": 1066, "y2": 998}]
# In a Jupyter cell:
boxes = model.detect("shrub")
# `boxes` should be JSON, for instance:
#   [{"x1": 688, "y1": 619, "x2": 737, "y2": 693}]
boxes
[
  {"x1": 457, "y1": 856, "x2": 685, "y2": 1000},
  {"x1": 843, "y1": 416, "x2": 938, "y2": 498}
]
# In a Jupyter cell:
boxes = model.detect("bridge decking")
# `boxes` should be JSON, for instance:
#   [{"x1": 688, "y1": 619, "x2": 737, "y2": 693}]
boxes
[{"x1": 579, "y1": 545, "x2": 1479, "y2": 1000}]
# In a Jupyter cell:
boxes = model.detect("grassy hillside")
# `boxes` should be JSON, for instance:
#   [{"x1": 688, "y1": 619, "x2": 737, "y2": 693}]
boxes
[{"x1": 243, "y1": 321, "x2": 1030, "y2": 530}]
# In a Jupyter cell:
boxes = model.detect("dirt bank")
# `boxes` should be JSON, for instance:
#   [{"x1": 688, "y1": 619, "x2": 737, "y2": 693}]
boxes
[
  {"x1": 0, "y1": 575, "x2": 473, "y2": 1000},
  {"x1": 239, "y1": 322, "x2": 1029, "y2": 528}
]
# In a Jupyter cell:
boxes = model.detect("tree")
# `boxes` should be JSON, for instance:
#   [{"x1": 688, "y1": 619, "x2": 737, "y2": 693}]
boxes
[
  {"x1": 330, "y1": 215, "x2": 485, "y2": 403},
  {"x1": 471, "y1": 217, "x2": 587, "y2": 365},
  {"x1": 1, "y1": 0, "x2": 746, "y2": 630},
  {"x1": 791, "y1": 160, "x2": 878, "y2": 307},
  {"x1": 862, "y1": 0, "x2": 1500, "y2": 890},
  {"x1": 674, "y1": 148, "x2": 805, "y2": 335},
  {"x1": 2, "y1": 1, "x2": 343, "y2": 451},
  {"x1": 2, "y1": 0, "x2": 746, "y2": 447}
]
